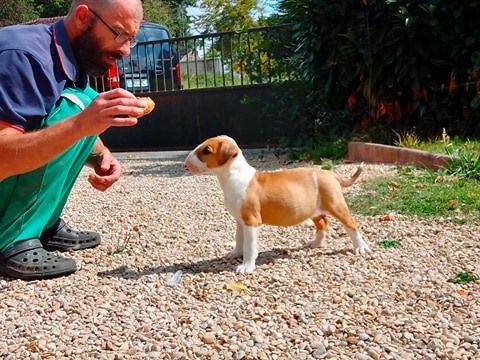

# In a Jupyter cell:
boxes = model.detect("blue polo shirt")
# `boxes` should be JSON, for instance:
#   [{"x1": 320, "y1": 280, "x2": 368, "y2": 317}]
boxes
[{"x1": 0, "y1": 19, "x2": 88, "y2": 132}]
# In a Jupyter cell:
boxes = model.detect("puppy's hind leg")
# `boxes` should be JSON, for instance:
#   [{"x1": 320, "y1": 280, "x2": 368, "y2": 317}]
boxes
[
  {"x1": 326, "y1": 199, "x2": 370, "y2": 255},
  {"x1": 226, "y1": 220, "x2": 244, "y2": 258},
  {"x1": 304, "y1": 215, "x2": 328, "y2": 248}
]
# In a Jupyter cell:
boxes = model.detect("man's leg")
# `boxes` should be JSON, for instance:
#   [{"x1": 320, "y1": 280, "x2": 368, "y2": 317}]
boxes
[
  {"x1": 0, "y1": 88, "x2": 99, "y2": 280},
  {"x1": 39, "y1": 135, "x2": 101, "y2": 252}
]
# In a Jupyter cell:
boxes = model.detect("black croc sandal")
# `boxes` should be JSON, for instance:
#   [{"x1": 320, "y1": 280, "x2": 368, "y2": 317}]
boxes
[
  {"x1": 40, "y1": 218, "x2": 101, "y2": 252},
  {"x1": 0, "y1": 239, "x2": 77, "y2": 280}
]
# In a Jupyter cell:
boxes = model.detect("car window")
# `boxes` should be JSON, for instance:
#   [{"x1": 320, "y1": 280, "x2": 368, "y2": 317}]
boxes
[
  {"x1": 138, "y1": 23, "x2": 170, "y2": 42},
  {"x1": 133, "y1": 23, "x2": 169, "y2": 43}
]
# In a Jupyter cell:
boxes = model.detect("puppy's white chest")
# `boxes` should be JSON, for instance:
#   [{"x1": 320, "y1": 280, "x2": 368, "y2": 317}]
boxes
[
  {"x1": 218, "y1": 161, "x2": 256, "y2": 220},
  {"x1": 223, "y1": 187, "x2": 245, "y2": 218}
]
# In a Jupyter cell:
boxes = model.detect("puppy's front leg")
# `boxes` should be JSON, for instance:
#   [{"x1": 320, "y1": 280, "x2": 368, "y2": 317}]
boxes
[
  {"x1": 236, "y1": 226, "x2": 259, "y2": 274},
  {"x1": 226, "y1": 220, "x2": 244, "y2": 258}
]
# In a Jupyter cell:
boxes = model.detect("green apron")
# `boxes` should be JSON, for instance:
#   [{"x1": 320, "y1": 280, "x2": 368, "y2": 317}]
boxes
[{"x1": 0, "y1": 87, "x2": 98, "y2": 252}]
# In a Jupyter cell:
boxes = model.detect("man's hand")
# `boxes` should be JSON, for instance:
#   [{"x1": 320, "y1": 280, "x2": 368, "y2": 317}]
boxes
[
  {"x1": 87, "y1": 148, "x2": 122, "y2": 192},
  {"x1": 73, "y1": 88, "x2": 147, "y2": 138}
]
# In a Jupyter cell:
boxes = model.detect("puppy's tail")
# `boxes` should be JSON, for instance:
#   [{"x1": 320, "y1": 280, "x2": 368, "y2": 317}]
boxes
[{"x1": 335, "y1": 163, "x2": 363, "y2": 188}]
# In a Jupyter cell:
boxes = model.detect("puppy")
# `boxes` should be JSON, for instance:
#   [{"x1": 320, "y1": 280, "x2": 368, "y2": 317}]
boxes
[{"x1": 184, "y1": 135, "x2": 370, "y2": 274}]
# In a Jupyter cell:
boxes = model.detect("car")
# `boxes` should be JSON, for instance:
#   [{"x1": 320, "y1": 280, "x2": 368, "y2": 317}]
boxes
[{"x1": 90, "y1": 21, "x2": 182, "y2": 93}]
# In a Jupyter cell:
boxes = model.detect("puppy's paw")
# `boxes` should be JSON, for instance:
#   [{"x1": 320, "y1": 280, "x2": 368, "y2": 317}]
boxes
[
  {"x1": 303, "y1": 239, "x2": 322, "y2": 249},
  {"x1": 226, "y1": 249, "x2": 243, "y2": 258},
  {"x1": 236, "y1": 262, "x2": 255, "y2": 274},
  {"x1": 354, "y1": 242, "x2": 371, "y2": 255}
]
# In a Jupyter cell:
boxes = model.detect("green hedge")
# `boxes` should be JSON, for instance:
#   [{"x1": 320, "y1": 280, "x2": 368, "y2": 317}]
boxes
[{"x1": 277, "y1": 0, "x2": 480, "y2": 141}]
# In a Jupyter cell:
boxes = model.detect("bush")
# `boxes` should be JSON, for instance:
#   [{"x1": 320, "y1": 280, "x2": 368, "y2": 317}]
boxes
[{"x1": 276, "y1": 0, "x2": 480, "y2": 142}]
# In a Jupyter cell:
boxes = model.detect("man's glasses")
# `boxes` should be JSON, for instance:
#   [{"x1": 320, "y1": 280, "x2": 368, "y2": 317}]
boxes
[{"x1": 89, "y1": 8, "x2": 137, "y2": 48}]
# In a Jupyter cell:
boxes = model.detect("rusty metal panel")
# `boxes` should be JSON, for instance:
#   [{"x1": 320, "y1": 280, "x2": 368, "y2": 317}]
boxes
[{"x1": 101, "y1": 85, "x2": 289, "y2": 151}]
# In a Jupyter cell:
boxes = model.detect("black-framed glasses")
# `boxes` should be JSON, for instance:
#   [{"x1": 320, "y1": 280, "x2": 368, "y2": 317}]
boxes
[{"x1": 89, "y1": 8, "x2": 137, "y2": 48}]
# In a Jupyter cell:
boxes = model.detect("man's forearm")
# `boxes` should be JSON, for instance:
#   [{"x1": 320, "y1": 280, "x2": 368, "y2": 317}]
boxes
[{"x1": 0, "y1": 116, "x2": 83, "y2": 181}]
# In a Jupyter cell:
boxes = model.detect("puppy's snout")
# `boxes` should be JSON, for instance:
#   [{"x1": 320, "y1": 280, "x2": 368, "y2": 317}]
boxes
[
  {"x1": 184, "y1": 153, "x2": 207, "y2": 175},
  {"x1": 184, "y1": 158, "x2": 196, "y2": 173}
]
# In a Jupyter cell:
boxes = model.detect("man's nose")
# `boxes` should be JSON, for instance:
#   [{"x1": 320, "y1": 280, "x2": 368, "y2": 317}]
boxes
[{"x1": 119, "y1": 42, "x2": 131, "y2": 57}]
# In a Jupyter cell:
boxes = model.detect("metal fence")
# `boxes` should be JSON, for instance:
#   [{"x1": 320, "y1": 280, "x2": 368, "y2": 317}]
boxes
[{"x1": 89, "y1": 24, "x2": 294, "y2": 93}]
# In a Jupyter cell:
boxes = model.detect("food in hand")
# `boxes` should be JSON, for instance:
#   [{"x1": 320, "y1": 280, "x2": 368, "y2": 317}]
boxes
[{"x1": 137, "y1": 96, "x2": 156, "y2": 118}]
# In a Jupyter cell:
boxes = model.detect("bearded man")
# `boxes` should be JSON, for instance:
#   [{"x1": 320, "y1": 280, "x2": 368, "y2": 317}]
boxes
[{"x1": 0, "y1": 0, "x2": 147, "y2": 280}]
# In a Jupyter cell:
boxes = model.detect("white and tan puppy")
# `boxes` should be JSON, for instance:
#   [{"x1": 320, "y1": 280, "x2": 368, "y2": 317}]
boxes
[{"x1": 184, "y1": 135, "x2": 370, "y2": 274}]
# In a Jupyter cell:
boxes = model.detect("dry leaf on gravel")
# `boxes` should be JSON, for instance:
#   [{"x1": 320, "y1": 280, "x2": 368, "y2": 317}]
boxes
[{"x1": 225, "y1": 280, "x2": 247, "y2": 293}]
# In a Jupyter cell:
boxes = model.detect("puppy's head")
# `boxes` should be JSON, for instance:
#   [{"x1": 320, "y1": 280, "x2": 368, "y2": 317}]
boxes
[{"x1": 184, "y1": 135, "x2": 240, "y2": 175}]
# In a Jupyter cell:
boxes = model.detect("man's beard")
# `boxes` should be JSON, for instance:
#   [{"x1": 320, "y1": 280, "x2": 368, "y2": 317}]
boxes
[{"x1": 71, "y1": 24, "x2": 123, "y2": 77}]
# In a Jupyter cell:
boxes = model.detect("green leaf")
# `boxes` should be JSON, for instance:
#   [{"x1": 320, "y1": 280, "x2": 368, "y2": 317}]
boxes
[
  {"x1": 448, "y1": 272, "x2": 478, "y2": 284},
  {"x1": 470, "y1": 96, "x2": 480, "y2": 110},
  {"x1": 377, "y1": 239, "x2": 401, "y2": 249}
]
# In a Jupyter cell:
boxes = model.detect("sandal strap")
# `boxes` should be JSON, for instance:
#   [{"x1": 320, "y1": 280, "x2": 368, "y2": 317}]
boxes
[
  {"x1": 43, "y1": 218, "x2": 66, "y2": 236},
  {"x1": 0, "y1": 239, "x2": 44, "y2": 261}
]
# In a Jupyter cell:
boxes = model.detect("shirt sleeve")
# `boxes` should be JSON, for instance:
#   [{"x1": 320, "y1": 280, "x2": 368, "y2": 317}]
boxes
[{"x1": 0, "y1": 50, "x2": 58, "y2": 132}]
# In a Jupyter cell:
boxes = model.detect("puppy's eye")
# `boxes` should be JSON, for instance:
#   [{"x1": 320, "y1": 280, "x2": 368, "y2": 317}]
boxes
[{"x1": 202, "y1": 147, "x2": 211, "y2": 155}]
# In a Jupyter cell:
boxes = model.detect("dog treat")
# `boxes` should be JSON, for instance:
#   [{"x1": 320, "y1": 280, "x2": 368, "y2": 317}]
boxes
[{"x1": 137, "y1": 96, "x2": 155, "y2": 118}]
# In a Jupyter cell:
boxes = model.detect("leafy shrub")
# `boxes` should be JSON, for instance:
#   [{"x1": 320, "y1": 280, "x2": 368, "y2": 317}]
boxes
[{"x1": 275, "y1": 0, "x2": 480, "y2": 142}]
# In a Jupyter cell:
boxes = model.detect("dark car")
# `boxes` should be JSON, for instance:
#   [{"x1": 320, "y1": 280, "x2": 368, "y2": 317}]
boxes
[{"x1": 90, "y1": 21, "x2": 181, "y2": 93}]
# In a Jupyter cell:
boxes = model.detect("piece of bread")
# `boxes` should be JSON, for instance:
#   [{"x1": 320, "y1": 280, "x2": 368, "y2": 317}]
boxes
[{"x1": 137, "y1": 96, "x2": 156, "y2": 118}]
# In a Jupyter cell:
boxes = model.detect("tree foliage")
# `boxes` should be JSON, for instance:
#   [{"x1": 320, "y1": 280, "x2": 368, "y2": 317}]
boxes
[
  {"x1": 275, "y1": 0, "x2": 480, "y2": 142},
  {"x1": 143, "y1": 0, "x2": 194, "y2": 37},
  {"x1": 34, "y1": 0, "x2": 70, "y2": 17},
  {"x1": 0, "y1": 0, "x2": 38, "y2": 26},
  {"x1": 194, "y1": 0, "x2": 262, "y2": 33}
]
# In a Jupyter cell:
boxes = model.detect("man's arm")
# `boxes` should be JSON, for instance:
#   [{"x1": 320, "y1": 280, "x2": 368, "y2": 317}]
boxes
[
  {"x1": 0, "y1": 89, "x2": 146, "y2": 182},
  {"x1": 0, "y1": 119, "x2": 82, "y2": 181}
]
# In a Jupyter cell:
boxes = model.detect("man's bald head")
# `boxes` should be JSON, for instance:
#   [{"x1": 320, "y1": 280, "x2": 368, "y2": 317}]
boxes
[{"x1": 68, "y1": 0, "x2": 143, "y2": 19}]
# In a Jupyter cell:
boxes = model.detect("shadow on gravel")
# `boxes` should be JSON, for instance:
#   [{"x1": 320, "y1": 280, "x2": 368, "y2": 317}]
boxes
[
  {"x1": 97, "y1": 248, "x2": 292, "y2": 279},
  {"x1": 123, "y1": 161, "x2": 186, "y2": 178},
  {"x1": 97, "y1": 246, "x2": 350, "y2": 280}
]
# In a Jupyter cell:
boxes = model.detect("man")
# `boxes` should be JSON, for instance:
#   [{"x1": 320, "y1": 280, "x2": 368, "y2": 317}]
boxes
[{"x1": 0, "y1": 0, "x2": 147, "y2": 280}]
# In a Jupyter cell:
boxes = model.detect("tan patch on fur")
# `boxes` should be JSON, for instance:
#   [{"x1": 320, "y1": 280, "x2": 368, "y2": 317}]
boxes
[
  {"x1": 241, "y1": 168, "x2": 318, "y2": 227},
  {"x1": 241, "y1": 168, "x2": 359, "y2": 230},
  {"x1": 195, "y1": 138, "x2": 239, "y2": 169}
]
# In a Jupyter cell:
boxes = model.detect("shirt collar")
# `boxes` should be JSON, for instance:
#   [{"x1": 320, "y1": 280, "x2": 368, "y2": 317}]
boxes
[{"x1": 53, "y1": 19, "x2": 87, "y2": 88}]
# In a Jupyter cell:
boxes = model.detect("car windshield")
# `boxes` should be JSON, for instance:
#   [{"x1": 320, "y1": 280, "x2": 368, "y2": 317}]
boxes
[{"x1": 136, "y1": 23, "x2": 170, "y2": 43}]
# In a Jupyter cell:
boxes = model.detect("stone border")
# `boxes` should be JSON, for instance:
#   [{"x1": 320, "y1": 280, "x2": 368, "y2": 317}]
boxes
[{"x1": 347, "y1": 142, "x2": 452, "y2": 171}]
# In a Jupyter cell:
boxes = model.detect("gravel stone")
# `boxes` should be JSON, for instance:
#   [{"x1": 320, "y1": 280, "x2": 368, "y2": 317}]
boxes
[{"x1": 0, "y1": 151, "x2": 479, "y2": 359}]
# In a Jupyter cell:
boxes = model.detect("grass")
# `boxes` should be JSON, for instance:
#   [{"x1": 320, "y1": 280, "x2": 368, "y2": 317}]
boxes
[
  {"x1": 108, "y1": 225, "x2": 142, "y2": 256},
  {"x1": 349, "y1": 131, "x2": 480, "y2": 223},
  {"x1": 349, "y1": 166, "x2": 480, "y2": 224},
  {"x1": 411, "y1": 138, "x2": 480, "y2": 154},
  {"x1": 394, "y1": 129, "x2": 480, "y2": 155},
  {"x1": 394, "y1": 129, "x2": 480, "y2": 180},
  {"x1": 181, "y1": 71, "x2": 254, "y2": 89}
]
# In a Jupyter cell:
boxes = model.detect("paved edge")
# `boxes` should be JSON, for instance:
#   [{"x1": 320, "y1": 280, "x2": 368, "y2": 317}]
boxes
[{"x1": 347, "y1": 142, "x2": 452, "y2": 171}]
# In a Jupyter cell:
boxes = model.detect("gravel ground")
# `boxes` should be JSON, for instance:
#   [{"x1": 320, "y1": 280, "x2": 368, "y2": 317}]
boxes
[{"x1": 0, "y1": 150, "x2": 479, "y2": 360}]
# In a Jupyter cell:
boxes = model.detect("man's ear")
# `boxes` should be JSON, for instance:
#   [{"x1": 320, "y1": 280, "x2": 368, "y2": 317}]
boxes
[
  {"x1": 216, "y1": 140, "x2": 238, "y2": 166},
  {"x1": 72, "y1": 5, "x2": 92, "y2": 31}
]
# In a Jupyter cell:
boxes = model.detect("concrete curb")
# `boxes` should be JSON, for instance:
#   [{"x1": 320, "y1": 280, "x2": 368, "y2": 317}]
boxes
[{"x1": 347, "y1": 142, "x2": 452, "y2": 171}]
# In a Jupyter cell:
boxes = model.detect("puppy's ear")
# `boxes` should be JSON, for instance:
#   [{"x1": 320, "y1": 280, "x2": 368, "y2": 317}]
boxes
[{"x1": 216, "y1": 140, "x2": 238, "y2": 166}]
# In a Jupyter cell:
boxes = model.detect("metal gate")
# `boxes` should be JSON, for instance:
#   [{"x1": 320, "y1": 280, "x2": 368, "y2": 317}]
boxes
[{"x1": 95, "y1": 25, "x2": 294, "y2": 150}]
